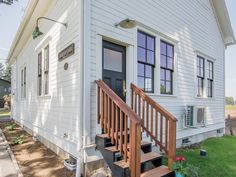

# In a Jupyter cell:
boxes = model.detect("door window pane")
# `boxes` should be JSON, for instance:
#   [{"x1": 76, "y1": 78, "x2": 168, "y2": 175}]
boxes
[{"x1": 104, "y1": 48, "x2": 122, "y2": 72}]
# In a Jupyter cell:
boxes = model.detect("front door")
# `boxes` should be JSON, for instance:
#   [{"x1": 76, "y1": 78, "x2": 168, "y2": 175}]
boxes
[{"x1": 102, "y1": 41, "x2": 126, "y2": 101}]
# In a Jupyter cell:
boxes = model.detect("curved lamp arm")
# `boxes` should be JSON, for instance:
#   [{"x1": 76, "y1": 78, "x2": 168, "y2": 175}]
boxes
[{"x1": 36, "y1": 17, "x2": 67, "y2": 28}]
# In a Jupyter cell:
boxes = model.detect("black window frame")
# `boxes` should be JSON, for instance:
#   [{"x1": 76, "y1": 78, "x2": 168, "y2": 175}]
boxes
[
  {"x1": 137, "y1": 31, "x2": 155, "y2": 93},
  {"x1": 160, "y1": 40, "x2": 174, "y2": 95},
  {"x1": 197, "y1": 56, "x2": 205, "y2": 97},
  {"x1": 207, "y1": 60, "x2": 213, "y2": 97}
]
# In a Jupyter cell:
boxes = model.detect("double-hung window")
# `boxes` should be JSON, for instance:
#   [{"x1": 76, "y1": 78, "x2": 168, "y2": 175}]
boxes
[
  {"x1": 160, "y1": 41, "x2": 174, "y2": 94},
  {"x1": 207, "y1": 60, "x2": 213, "y2": 97},
  {"x1": 197, "y1": 56, "x2": 205, "y2": 97},
  {"x1": 38, "y1": 52, "x2": 42, "y2": 96},
  {"x1": 44, "y1": 45, "x2": 49, "y2": 95},
  {"x1": 137, "y1": 31, "x2": 155, "y2": 93},
  {"x1": 21, "y1": 66, "x2": 27, "y2": 98},
  {"x1": 38, "y1": 45, "x2": 50, "y2": 96}
]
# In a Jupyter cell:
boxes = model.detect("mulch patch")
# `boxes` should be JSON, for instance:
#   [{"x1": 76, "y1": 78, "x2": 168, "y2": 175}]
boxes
[{"x1": 0, "y1": 121, "x2": 76, "y2": 177}]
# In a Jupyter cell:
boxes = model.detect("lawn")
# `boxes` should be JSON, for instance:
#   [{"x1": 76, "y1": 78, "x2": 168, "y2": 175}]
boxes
[
  {"x1": 0, "y1": 109, "x2": 10, "y2": 117},
  {"x1": 176, "y1": 136, "x2": 236, "y2": 177},
  {"x1": 225, "y1": 105, "x2": 236, "y2": 110}
]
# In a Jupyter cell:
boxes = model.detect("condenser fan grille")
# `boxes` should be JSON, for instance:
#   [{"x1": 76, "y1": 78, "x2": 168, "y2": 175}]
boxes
[{"x1": 197, "y1": 108, "x2": 205, "y2": 124}]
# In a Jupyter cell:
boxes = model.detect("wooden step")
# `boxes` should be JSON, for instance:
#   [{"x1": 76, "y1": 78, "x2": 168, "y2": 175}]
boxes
[
  {"x1": 96, "y1": 130, "x2": 130, "y2": 139},
  {"x1": 141, "y1": 165, "x2": 173, "y2": 177},
  {"x1": 104, "y1": 141, "x2": 151, "y2": 153},
  {"x1": 114, "y1": 152, "x2": 162, "y2": 169}
]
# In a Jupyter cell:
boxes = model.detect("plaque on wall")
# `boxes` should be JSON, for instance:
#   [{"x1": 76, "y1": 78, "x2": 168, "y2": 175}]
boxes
[{"x1": 58, "y1": 43, "x2": 75, "y2": 61}]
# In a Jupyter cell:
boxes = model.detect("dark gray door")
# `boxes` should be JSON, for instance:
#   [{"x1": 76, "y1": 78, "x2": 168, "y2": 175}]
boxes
[{"x1": 102, "y1": 41, "x2": 126, "y2": 101}]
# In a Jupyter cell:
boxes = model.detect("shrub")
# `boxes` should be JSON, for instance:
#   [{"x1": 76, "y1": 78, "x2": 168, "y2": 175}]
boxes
[
  {"x1": 5, "y1": 123, "x2": 16, "y2": 131},
  {"x1": 12, "y1": 135, "x2": 24, "y2": 145}
]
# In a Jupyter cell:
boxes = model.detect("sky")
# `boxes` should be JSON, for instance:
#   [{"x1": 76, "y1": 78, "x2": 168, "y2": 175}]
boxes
[{"x1": 0, "y1": 0, "x2": 236, "y2": 98}]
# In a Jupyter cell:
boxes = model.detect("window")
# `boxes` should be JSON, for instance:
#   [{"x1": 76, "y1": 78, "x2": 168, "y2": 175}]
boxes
[
  {"x1": 21, "y1": 66, "x2": 27, "y2": 98},
  {"x1": 44, "y1": 45, "x2": 49, "y2": 95},
  {"x1": 160, "y1": 41, "x2": 174, "y2": 94},
  {"x1": 137, "y1": 31, "x2": 155, "y2": 92},
  {"x1": 207, "y1": 60, "x2": 213, "y2": 97},
  {"x1": 38, "y1": 52, "x2": 42, "y2": 96},
  {"x1": 38, "y1": 45, "x2": 50, "y2": 96},
  {"x1": 197, "y1": 56, "x2": 205, "y2": 97}
]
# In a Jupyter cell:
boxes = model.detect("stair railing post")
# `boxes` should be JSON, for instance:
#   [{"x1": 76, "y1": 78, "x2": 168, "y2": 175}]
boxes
[
  {"x1": 130, "y1": 121, "x2": 141, "y2": 177},
  {"x1": 168, "y1": 119, "x2": 176, "y2": 170}
]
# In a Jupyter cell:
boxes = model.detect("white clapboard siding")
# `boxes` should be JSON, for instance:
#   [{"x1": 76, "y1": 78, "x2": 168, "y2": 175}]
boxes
[
  {"x1": 11, "y1": 0, "x2": 81, "y2": 157},
  {"x1": 89, "y1": 0, "x2": 225, "y2": 140}
]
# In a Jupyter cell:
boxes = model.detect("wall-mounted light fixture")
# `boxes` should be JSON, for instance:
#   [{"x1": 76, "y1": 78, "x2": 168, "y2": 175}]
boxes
[
  {"x1": 115, "y1": 18, "x2": 137, "y2": 29},
  {"x1": 32, "y1": 17, "x2": 67, "y2": 39}
]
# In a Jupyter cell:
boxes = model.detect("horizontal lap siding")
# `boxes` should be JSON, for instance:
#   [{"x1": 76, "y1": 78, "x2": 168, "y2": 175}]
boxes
[
  {"x1": 89, "y1": 0, "x2": 225, "y2": 139},
  {"x1": 12, "y1": 0, "x2": 81, "y2": 157}
]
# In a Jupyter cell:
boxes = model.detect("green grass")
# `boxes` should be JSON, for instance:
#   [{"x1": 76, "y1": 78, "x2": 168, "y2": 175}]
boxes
[
  {"x1": 0, "y1": 109, "x2": 10, "y2": 117},
  {"x1": 225, "y1": 105, "x2": 236, "y2": 110},
  {"x1": 176, "y1": 136, "x2": 236, "y2": 177}
]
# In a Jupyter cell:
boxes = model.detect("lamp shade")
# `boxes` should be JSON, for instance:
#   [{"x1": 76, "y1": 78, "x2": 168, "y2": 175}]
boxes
[
  {"x1": 32, "y1": 26, "x2": 43, "y2": 39},
  {"x1": 118, "y1": 19, "x2": 136, "y2": 29}
]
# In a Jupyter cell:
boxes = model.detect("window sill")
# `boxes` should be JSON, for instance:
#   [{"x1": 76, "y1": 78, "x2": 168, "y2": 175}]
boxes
[
  {"x1": 195, "y1": 96, "x2": 215, "y2": 100},
  {"x1": 37, "y1": 95, "x2": 51, "y2": 99},
  {"x1": 147, "y1": 93, "x2": 177, "y2": 98}
]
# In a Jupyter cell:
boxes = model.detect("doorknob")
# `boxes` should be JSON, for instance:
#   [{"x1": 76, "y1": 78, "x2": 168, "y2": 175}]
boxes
[{"x1": 123, "y1": 80, "x2": 126, "y2": 97}]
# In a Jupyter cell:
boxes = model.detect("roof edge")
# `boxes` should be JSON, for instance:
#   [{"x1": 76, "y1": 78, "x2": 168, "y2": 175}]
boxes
[
  {"x1": 7, "y1": 0, "x2": 39, "y2": 64},
  {"x1": 210, "y1": 0, "x2": 236, "y2": 47}
]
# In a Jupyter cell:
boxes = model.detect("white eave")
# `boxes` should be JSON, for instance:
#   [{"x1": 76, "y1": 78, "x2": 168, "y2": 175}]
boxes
[
  {"x1": 7, "y1": 0, "x2": 52, "y2": 65},
  {"x1": 210, "y1": 0, "x2": 236, "y2": 47},
  {"x1": 7, "y1": 0, "x2": 235, "y2": 64}
]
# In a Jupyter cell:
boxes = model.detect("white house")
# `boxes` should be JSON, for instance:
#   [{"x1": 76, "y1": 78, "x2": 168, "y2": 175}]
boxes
[{"x1": 8, "y1": 0, "x2": 235, "y2": 176}]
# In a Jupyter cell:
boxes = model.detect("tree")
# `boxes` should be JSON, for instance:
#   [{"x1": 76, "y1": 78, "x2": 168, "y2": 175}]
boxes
[
  {"x1": 0, "y1": 0, "x2": 18, "y2": 5},
  {"x1": 0, "y1": 63, "x2": 4, "y2": 78},
  {"x1": 225, "y1": 97, "x2": 235, "y2": 105},
  {"x1": 2, "y1": 64, "x2": 11, "y2": 81}
]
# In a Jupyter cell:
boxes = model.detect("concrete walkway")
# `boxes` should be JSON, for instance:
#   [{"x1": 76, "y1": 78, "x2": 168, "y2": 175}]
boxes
[{"x1": 0, "y1": 128, "x2": 23, "y2": 177}]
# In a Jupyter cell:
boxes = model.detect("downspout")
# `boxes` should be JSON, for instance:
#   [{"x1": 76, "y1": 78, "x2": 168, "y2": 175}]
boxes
[
  {"x1": 77, "y1": 0, "x2": 91, "y2": 176},
  {"x1": 76, "y1": 0, "x2": 85, "y2": 176}
]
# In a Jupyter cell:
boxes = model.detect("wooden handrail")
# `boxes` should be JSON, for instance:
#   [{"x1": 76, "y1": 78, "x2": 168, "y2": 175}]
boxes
[
  {"x1": 96, "y1": 80, "x2": 141, "y2": 177},
  {"x1": 131, "y1": 83, "x2": 177, "y2": 170}
]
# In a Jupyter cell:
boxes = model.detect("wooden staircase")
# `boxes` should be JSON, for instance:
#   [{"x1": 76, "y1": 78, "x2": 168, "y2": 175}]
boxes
[{"x1": 95, "y1": 80, "x2": 177, "y2": 177}]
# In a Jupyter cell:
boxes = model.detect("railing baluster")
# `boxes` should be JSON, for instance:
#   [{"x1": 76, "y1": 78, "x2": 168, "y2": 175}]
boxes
[
  {"x1": 100, "y1": 90, "x2": 104, "y2": 129},
  {"x1": 111, "y1": 101, "x2": 115, "y2": 144},
  {"x1": 97, "y1": 86, "x2": 100, "y2": 124},
  {"x1": 155, "y1": 110, "x2": 158, "y2": 146},
  {"x1": 151, "y1": 106, "x2": 153, "y2": 142},
  {"x1": 146, "y1": 103, "x2": 149, "y2": 137},
  {"x1": 119, "y1": 110, "x2": 123, "y2": 154},
  {"x1": 142, "y1": 98, "x2": 145, "y2": 132},
  {"x1": 165, "y1": 118, "x2": 168, "y2": 151},
  {"x1": 138, "y1": 94, "x2": 141, "y2": 116},
  {"x1": 108, "y1": 96, "x2": 111, "y2": 137},
  {"x1": 104, "y1": 93, "x2": 107, "y2": 133},
  {"x1": 115, "y1": 106, "x2": 119, "y2": 149},
  {"x1": 124, "y1": 114, "x2": 128, "y2": 162},
  {"x1": 160, "y1": 114, "x2": 163, "y2": 152}
]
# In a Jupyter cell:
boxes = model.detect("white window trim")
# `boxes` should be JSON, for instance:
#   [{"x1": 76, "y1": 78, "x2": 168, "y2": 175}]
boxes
[
  {"x1": 135, "y1": 26, "x2": 178, "y2": 97},
  {"x1": 195, "y1": 51, "x2": 215, "y2": 99},
  {"x1": 37, "y1": 43, "x2": 51, "y2": 98}
]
